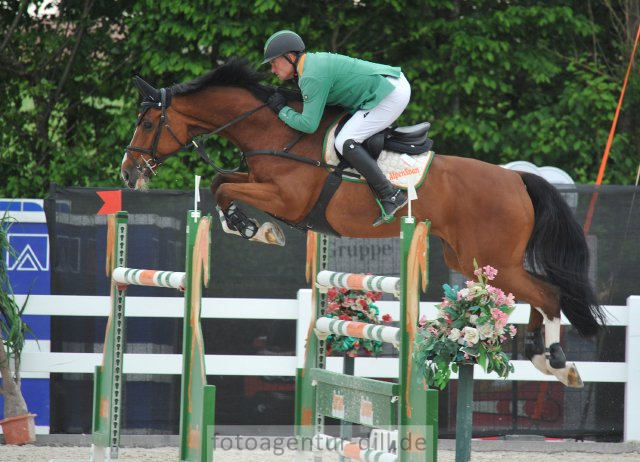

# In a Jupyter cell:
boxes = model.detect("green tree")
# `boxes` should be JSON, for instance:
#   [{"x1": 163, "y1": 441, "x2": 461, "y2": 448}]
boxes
[{"x1": 1, "y1": 0, "x2": 638, "y2": 199}]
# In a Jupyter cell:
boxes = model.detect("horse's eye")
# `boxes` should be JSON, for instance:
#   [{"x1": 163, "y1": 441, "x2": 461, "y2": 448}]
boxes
[{"x1": 142, "y1": 121, "x2": 153, "y2": 130}]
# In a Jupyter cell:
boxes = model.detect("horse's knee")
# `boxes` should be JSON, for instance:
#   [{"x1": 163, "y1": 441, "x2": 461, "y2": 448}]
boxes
[
  {"x1": 214, "y1": 183, "x2": 234, "y2": 208},
  {"x1": 210, "y1": 173, "x2": 232, "y2": 197}
]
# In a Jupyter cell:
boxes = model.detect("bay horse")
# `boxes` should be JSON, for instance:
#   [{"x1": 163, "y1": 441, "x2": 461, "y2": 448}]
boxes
[{"x1": 121, "y1": 58, "x2": 606, "y2": 387}]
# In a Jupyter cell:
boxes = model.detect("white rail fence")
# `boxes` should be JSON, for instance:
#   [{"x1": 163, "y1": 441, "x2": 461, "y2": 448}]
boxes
[{"x1": 16, "y1": 292, "x2": 640, "y2": 441}]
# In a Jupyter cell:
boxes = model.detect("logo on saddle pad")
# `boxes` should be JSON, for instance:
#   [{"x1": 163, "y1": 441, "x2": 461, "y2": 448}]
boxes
[
  {"x1": 323, "y1": 123, "x2": 434, "y2": 189},
  {"x1": 389, "y1": 167, "x2": 421, "y2": 181}
]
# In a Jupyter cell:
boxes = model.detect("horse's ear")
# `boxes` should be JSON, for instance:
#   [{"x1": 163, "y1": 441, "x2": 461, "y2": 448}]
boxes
[{"x1": 133, "y1": 75, "x2": 160, "y2": 101}]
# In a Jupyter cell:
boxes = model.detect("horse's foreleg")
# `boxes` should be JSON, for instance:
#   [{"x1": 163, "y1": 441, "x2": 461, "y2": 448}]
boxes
[
  {"x1": 210, "y1": 172, "x2": 249, "y2": 196},
  {"x1": 214, "y1": 182, "x2": 288, "y2": 246}
]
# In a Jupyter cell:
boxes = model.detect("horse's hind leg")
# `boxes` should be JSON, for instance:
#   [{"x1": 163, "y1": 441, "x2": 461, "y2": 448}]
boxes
[{"x1": 498, "y1": 268, "x2": 583, "y2": 388}]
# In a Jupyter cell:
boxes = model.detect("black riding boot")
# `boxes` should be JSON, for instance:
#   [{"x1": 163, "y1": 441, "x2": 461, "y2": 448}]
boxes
[{"x1": 342, "y1": 139, "x2": 408, "y2": 226}]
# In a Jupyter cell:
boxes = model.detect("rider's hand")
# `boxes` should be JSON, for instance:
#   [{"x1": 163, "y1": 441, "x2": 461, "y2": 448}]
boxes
[{"x1": 267, "y1": 92, "x2": 287, "y2": 114}]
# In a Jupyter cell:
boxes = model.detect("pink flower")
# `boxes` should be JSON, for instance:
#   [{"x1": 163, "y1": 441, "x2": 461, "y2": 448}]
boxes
[
  {"x1": 419, "y1": 314, "x2": 428, "y2": 327},
  {"x1": 327, "y1": 302, "x2": 340, "y2": 313},
  {"x1": 482, "y1": 265, "x2": 498, "y2": 280},
  {"x1": 382, "y1": 314, "x2": 392, "y2": 323},
  {"x1": 491, "y1": 308, "x2": 509, "y2": 330},
  {"x1": 505, "y1": 293, "x2": 515, "y2": 306},
  {"x1": 339, "y1": 314, "x2": 351, "y2": 321},
  {"x1": 327, "y1": 287, "x2": 339, "y2": 300}
]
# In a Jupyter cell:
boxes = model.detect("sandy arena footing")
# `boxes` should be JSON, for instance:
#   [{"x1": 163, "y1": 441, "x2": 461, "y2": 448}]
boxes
[{"x1": 0, "y1": 436, "x2": 639, "y2": 462}]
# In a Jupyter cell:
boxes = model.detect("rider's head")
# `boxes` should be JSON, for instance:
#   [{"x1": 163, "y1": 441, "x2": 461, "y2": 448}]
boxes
[{"x1": 263, "y1": 30, "x2": 305, "y2": 81}]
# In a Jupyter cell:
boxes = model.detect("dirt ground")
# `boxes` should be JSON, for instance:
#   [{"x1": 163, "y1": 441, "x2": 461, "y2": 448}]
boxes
[{"x1": 1, "y1": 445, "x2": 640, "y2": 462}]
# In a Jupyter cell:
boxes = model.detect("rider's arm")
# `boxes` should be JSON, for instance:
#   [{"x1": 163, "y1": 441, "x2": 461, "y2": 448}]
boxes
[{"x1": 278, "y1": 76, "x2": 330, "y2": 134}]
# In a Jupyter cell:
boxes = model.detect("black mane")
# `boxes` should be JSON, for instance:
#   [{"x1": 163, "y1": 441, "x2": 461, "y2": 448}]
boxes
[
  {"x1": 170, "y1": 58, "x2": 265, "y2": 95},
  {"x1": 169, "y1": 57, "x2": 303, "y2": 103}
]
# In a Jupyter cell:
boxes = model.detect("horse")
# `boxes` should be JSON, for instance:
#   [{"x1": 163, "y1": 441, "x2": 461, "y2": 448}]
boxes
[{"x1": 121, "y1": 58, "x2": 606, "y2": 387}]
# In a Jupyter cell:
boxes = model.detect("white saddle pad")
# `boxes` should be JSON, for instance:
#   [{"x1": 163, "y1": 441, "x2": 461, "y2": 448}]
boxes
[{"x1": 323, "y1": 122, "x2": 434, "y2": 188}]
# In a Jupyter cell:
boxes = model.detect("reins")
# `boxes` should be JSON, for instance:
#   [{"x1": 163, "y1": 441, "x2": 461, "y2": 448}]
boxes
[{"x1": 128, "y1": 87, "x2": 360, "y2": 178}]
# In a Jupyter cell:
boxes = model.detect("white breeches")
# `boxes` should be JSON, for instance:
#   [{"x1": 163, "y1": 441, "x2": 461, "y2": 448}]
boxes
[{"x1": 334, "y1": 72, "x2": 411, "y2": 153}]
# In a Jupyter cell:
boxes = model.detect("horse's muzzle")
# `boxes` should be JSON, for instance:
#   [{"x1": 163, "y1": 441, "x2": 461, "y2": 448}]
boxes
[{"x1": 121, "y1": 163, "x2": 142, "y2": 190}]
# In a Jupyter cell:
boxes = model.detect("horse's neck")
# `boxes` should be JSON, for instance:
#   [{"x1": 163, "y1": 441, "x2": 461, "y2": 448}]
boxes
[
  {"x1": 176, "y1": 87, "x2": 295, "y2": 152},
  {"x1": 176, "y1": 87, "x2": 338, "y2": 157}
]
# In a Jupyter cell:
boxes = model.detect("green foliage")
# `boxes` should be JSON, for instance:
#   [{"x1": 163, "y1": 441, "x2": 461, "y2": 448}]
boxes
[
  {"x1": 1, "y1": 0, "x2": 638, "y2": 199},
  {"x1": 414, "y1": 262, "x2": 517, "y2": 390},
  {"x1": 0, "y1": 212, "x2": 33, "y2": 362}
]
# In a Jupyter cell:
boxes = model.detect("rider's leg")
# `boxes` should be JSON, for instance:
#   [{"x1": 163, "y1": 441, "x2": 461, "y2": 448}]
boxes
[
  {"x1": 342, "y1": 140, "x2": 408, "y2": 226},
  {"x1": 334, "y1": 73, "x2": 411, "y2": 226}
]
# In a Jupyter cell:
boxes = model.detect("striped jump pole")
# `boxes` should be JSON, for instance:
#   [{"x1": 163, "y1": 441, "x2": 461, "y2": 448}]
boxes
[
  {"x1": 316, "y1": 271, "x2": 401, "y2": 297},
  {"x1": 296, "y1": 216, "x2": 438, "y2": 462},
  {"x1": 112, "y1": 267, "x2": 186, "y2": 289},
  {"x1": 89, "y1": 209, "x2": 215, "y2": 462},
  {"x1": 315, "y1": 317, "x2": 401, "y2": 346}
]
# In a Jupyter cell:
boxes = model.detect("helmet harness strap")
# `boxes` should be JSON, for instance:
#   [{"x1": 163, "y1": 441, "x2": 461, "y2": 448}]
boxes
[{"x1": 283, "y1": 52, "x2": 301, "y2": 81}]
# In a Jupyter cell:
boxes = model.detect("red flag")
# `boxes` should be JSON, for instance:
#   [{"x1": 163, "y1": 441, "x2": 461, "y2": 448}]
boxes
[{"x1": 97, "y1": 190, "x2": 122, "y2": 215}]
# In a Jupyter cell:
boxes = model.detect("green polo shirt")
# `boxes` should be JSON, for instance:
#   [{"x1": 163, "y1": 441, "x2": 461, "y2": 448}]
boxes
[{"x1": 278, "y1": 52, "x2": 402, "y2": 133}]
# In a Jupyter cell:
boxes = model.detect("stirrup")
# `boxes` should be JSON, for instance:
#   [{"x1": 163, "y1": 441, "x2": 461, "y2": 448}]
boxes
[
  {"x1": 373, "y1": 198, "x2": 397, "y2": 226},
  {"x1": 372, "y1": 190, "x2": 407, "y2": 227}
]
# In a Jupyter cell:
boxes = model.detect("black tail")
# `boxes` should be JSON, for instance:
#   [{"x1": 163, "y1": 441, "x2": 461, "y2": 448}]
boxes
[{"x1": 521, "y1": 172, "x2": 606, "y2": 336}]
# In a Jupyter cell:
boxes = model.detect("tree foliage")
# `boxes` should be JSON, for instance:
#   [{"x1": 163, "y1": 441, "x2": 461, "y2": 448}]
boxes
[{"x1": 1, "y1": 0, "x2": 638, "y2": 198}]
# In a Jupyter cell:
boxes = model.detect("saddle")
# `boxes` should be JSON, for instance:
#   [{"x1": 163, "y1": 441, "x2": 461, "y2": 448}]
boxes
[{"x1": 335, "y1": 115, "x2": 433, "y2": 159}]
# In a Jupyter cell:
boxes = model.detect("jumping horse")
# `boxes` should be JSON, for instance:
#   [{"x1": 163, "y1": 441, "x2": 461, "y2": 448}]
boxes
[{"x1": 122, "y1": 58, "x2": 606, "y2": 387}]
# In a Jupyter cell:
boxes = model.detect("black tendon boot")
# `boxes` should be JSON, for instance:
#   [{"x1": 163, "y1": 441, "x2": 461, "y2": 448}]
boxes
[{"x1": 342, "y1": 139, "x2": 408, "y2": 226}]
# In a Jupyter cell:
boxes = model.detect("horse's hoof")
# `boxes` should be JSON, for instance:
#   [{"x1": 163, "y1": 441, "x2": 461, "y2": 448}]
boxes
[
  {"x1": 549, "y1": 362, "x2": 584, "y2": 388},
  {"x1": 565, "y1": 363, "x2": 584, "y2": 388},
  {"x1": 251, "y1": 222, "x2": 286, "y2": 246}
]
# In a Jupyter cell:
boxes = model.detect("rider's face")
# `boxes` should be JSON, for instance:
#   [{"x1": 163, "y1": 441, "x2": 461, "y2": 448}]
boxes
[{"x1": 270, "y1": 55, "x2": 295, "y2": 81}]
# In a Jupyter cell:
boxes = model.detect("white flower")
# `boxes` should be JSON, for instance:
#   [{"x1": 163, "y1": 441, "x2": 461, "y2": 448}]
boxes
[
  {"x1": 448, "y1": 328, "x2": 461, "y2": 341},
  {"x1": 462, "y1": 327, "x2": 480, "y2": 345},
  {"x1": 477, "y1": 323, "x2": 494, "y2": 340},
  {"x1": 469, "y1": 315, "x2": 479, "y2": 324},
  {"x1": 459, "y1": 288, "x2": 470, "y2": 300}
]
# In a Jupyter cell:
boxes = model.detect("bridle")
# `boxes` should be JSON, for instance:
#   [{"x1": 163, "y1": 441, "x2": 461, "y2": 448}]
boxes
[
  {"x1": 125, "y1": 87, "x2": 268, "y2": 177},
  {"x1": 125, "y1": 88, "x2": 185, "y2": 177},
  {"x1": 125, "y1": 85, "x2": 350, "y2": 178}
]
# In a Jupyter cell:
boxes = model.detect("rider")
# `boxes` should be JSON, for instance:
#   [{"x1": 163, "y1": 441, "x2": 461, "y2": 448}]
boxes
[{"x1": 262, "y1": 30, "x2": 410, "y2": 227}]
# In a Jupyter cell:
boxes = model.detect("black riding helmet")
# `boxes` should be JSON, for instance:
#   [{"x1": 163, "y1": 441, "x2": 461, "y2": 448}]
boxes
[{"x1": 262, "y1": 30, "x2": 305, "y2": 64}]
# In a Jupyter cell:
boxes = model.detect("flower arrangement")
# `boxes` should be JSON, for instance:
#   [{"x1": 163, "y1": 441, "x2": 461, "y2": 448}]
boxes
[
  {"x1": 414, "y1": 262, "x2": 517, "y2": 389},
  {"x1": 325, "y1": 286, "x2": 392, "y2": 357}
]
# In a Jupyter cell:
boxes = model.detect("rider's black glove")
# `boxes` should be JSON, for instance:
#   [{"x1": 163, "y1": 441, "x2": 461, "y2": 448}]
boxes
[{"x1": 267, "y1": 92, "x2": 287, "y2": 114}]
